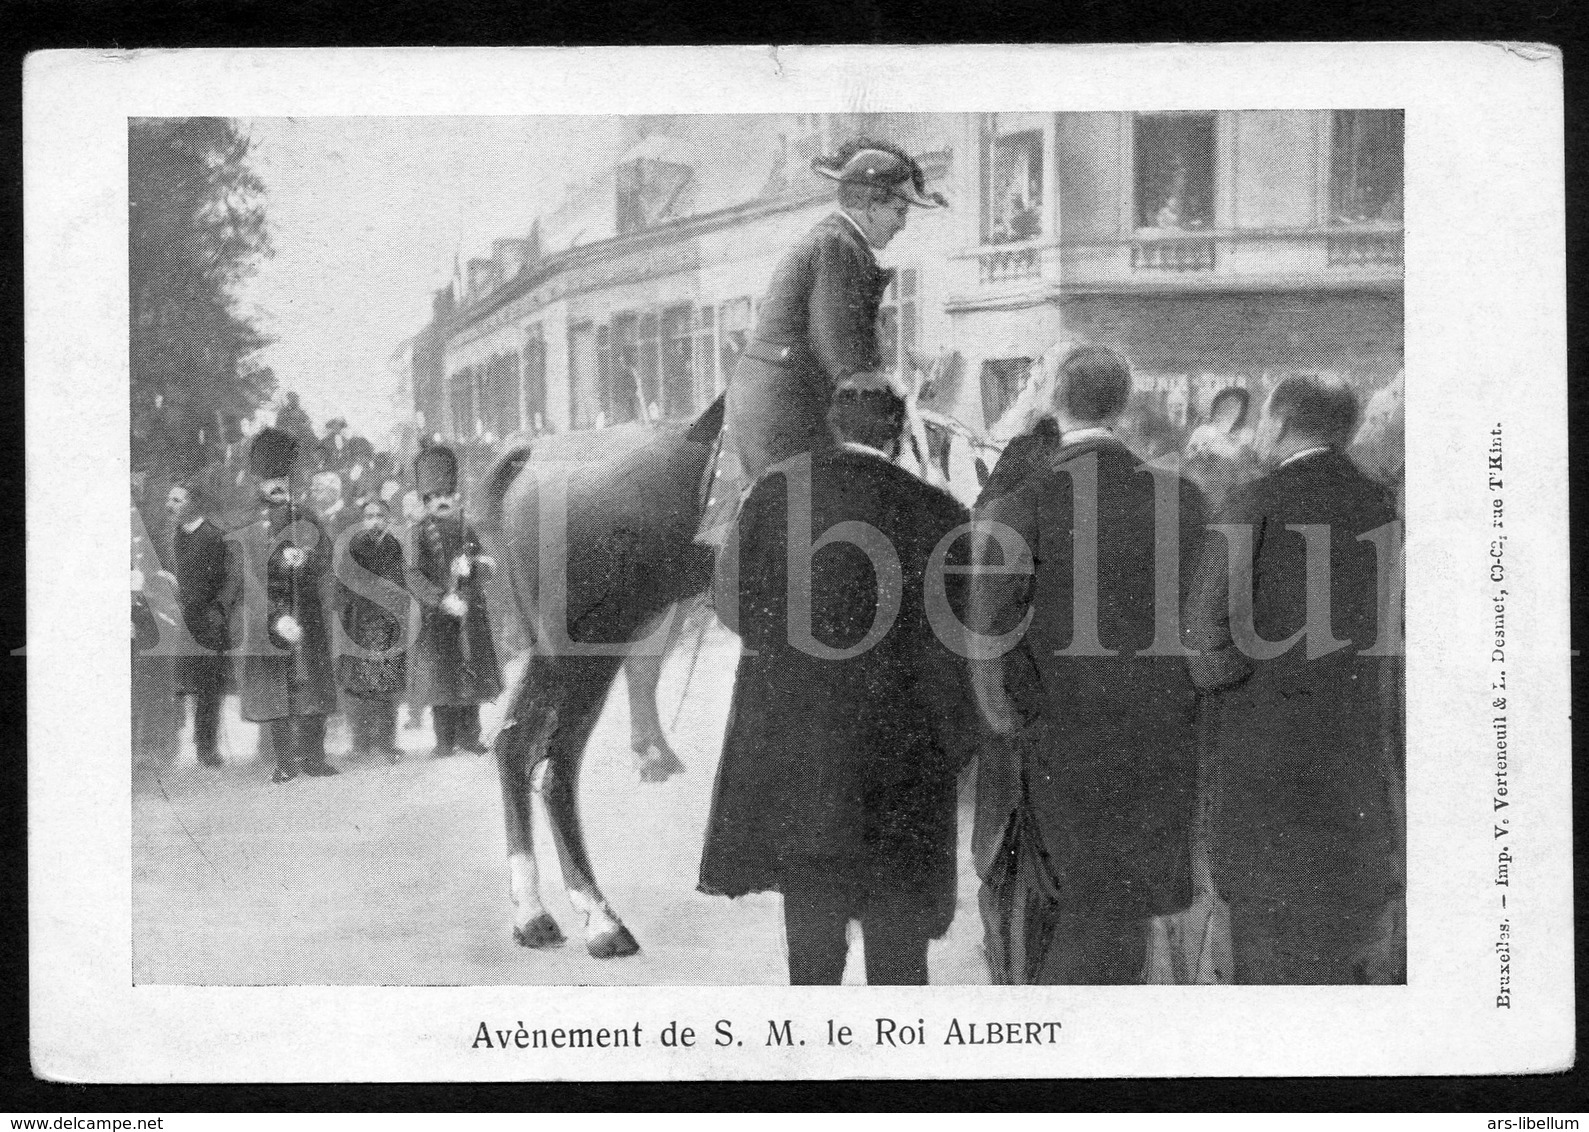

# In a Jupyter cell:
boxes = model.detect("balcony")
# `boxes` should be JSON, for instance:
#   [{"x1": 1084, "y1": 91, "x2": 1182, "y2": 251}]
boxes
[
  {"x1": 1063, "y1": 225, "x2": 1403, "y2": 294},
  {"x1": 948, "y1": 224, "x2": 1403, "y2": 311}
]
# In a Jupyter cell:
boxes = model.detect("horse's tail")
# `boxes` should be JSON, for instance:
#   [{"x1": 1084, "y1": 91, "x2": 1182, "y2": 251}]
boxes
[{"x1": 481, "y1": 443, "x2": 535, "y2": 532}]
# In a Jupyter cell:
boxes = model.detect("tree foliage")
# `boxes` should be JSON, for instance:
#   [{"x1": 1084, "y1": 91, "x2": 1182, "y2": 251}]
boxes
[{"x1": 129, "y1": 117, "x2": 274, "y2": 468}]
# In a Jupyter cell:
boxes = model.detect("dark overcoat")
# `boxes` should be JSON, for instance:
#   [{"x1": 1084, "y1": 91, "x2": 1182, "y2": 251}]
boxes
[
  {"x1": 333, "y1": 527, "x2": 409, "y2": 700},
  {"x1": 406, "y1": 513, "x2": 503, "y2": 707},
  {"x1": 971, "y1": 434, "x2": 1207, "y2": 922},
  {"x1": 170, "y1": 517, "x2": 230, "y2": 692},
  {"x1": 1183, "y1": 448, "x2": 1401, "y2": 908},
  {"x1": 723, "y1": 213, "x2": 893, "y2": 480},
  {"x1": 223, "y1": 503, "x2": 340, "y2": 721},
  {"x1": 699, "y1": 448, "x2": 981, "y2": 940}
]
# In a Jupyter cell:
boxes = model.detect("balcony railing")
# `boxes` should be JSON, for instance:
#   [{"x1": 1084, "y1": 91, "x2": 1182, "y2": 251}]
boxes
[
  {"x1": 1130, "y1": 236, "x2": 1217, "y2": 272},
  {"x1": 977, "y1": 245, "x2": 1042, "y2": 284},
  {"x1": 1326, "y1": 229, "x2": 1404, "y2": 268}
]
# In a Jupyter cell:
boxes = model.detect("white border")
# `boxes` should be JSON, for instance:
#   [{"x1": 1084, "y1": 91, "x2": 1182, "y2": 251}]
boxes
[{"x1": 25, "y1": 43, "x2": 1572, "y2": 1080}]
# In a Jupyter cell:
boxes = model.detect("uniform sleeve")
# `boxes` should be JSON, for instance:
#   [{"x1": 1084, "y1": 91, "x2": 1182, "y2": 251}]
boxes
[
  {"x1": 1183, "y1": 482, "x2": 1261, "y2": 692},
  {"x1": 807, "y1": 232, "x2": 883, "y2": 384},
  {"x1": 405, "y1": 524, "x2": 446, "y2": 608}
]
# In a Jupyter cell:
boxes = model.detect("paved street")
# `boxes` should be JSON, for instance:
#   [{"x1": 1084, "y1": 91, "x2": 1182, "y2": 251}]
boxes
[{"x1": 132, "y1": 622, "x2": 993, "y2": 986}]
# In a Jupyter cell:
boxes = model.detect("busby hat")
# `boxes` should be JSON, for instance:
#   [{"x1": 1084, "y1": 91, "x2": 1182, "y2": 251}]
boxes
[
  {"x1": 414, "y1": 444, "x2": 459, "y2": 497},
  {"x1": 248, "y1": 426, "x2": 299, "y2": 480},
  {"x1": 812, "y1": 145, "x2": 948, "y2": 209}
]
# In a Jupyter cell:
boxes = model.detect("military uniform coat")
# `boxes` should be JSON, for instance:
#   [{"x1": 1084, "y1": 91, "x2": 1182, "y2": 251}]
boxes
[
  {"x1": 699, "y1": 447, "x2": 981, "y2": 941},
  {"x1": 1183, "y1": 448, "x2": 1401, "y2": 909},
  {"x1": 970, "y1": 434, "x2": 1207, "y2": 922},
  {"x1": 723, "y1": 213, "x2": 893, "y2": 480},
  {"x1": 333, "y1": 528, "x2": 409, "y2": 700},
  {"x1": 222, "y1": 503, "x2": 340, "y2": 721},
  {"x1": 406, "y1": 513, "x2": 503, "y2": 707}
]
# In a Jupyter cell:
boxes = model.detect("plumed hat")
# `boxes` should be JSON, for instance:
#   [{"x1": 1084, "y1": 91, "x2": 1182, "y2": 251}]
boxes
[
  {"x1": 414, "y1": 444, "x2": 459, "y2": 497},
  {"x1": 248, "y1": 426, "x2": 299, "y2": 480},
  {"x1": 812, "y1": 146, "x2": 948, "y2": 209}
]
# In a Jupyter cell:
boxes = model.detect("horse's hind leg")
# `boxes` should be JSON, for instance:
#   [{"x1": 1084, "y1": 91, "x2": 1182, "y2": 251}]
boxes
[
  {"x1": 624, "y1": 604, "x2": 687, "y2": 783},
  {"x1": 494, "y1": 658, "x2": 565, "y2": 949},
  {"x1": 538, "y1": 654, "x2": 641, "y2": 959}
]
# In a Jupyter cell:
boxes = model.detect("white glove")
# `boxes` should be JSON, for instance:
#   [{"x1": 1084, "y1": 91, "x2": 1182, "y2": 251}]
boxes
[
  {"x1": 282, "y1": 546, "x2": 307, "y2": 569},
  {"x1": 450, "y1": 554, "x2": 472, "y2": 580},
  {"x1": 274, "y1": 614, "x2": 303, "y2": 645},
  {"x1": 440, "y1": 593, "x2": 468, "y2": 619}
]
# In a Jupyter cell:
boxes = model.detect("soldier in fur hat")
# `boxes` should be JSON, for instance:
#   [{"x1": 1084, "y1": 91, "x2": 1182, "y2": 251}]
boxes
[
  {"x1": 406, "y1": 444, "x2": 503, "y2": 757},
  {"x1": 221, "y1": 426, "x2": 341, "y2": 782}
]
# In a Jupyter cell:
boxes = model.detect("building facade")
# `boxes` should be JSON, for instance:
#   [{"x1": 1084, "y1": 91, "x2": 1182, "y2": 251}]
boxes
[{"x1": 408, "y1": 110, "x2": 1403, "y2": 449}]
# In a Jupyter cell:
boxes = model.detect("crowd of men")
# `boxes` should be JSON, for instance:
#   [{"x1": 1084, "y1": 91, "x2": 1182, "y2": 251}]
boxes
[
  {"x1": 131, "y1": 395, "x2": 505, "y2": 782},
  {"x1": 132, "y1": 136, "x2": 1406, "y2": 989},
  {"x1": 693, "y1": 139, "x2": 1405, "y2": 988}
]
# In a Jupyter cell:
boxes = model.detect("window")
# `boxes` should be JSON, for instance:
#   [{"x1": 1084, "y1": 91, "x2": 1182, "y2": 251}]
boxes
[
  {"x1": 877, "y1": 267, "x2": 920, "y2": 373},
  {"x1": 1134, "y1": 113, "x2": 1216, "y2": 231},
  {"x1": 980, "y1": 357, "x2": 1032, "y2": 432},
  {"x1": 638, "y1": 312, "x2": 661, "y2": 421},
  {"x1": 1330, "y1": 110, "x2": 1404, "y2": 225},
  {"x1": 718, "y1": 297, "x2": 752, "y2": 388},
  {"x1": 695, "y1": 305, "x2": 718, "y2": 401},
  {"x1": 448, "y1": 367, "x2": 478, "y2": 439},
  {"x1": 607, "y1": 316, "x2": 641, "y2": 425},
  {"x1": 661, "y1": 305, "x2": 695, "y2": 419},
  {"x1": 982, "y1": 128, "x2": 1043, "y2": 246},
  {"x1": 523, "y1": 331, "x2": 548, "y2": 433}
]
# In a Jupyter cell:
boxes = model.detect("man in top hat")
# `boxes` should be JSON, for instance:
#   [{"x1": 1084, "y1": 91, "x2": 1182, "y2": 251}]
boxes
[
  {"x1": 701, "y1": 138, "x2": 947, "y2": 545},
  {"x1": 221, "y1": 425, "x2": 341, "y2": 783},
  {"x1": 406, "y1": 444, "x2": 503, "y2": 757}
]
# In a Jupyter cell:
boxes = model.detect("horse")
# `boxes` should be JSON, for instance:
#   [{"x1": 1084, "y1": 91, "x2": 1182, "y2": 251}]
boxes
[
  {"x1": 481, "y1": 397, "x2": 724, "y2": 957},
  {"x1": 478, "y1": 352, "x2": 990, "y2": 959}
]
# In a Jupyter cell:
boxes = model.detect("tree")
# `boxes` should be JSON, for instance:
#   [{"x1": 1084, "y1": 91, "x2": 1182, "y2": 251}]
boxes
[{"x1": 129, "y1": 118, "x2": 274, "y2": 472}]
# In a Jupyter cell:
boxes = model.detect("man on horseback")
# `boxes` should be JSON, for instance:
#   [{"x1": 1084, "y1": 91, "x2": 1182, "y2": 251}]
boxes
[{"x1": 702, "y1": 138, "x2": 947, "y2": 542}]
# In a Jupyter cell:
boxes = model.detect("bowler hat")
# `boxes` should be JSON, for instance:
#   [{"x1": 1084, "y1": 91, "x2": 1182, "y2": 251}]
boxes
[{"x1": 812, "y1": 147, "x2": 948, "y2": 208}]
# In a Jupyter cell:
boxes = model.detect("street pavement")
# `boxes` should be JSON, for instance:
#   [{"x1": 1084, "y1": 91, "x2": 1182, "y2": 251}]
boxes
[{"x1": 132, "y1": 622, "x2": 994, "y2": 986}]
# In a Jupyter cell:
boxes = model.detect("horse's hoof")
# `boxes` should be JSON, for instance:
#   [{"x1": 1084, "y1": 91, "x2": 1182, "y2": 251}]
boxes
[
  {"x1": 513, "y1": 913, "x2": 566, "y2": 949},
  {"x1": 636, "y1": 743, "x2": 685, "y2": 783},
  {"x1": 587, "y1": 925, "x2": 640, "y2": 959}
]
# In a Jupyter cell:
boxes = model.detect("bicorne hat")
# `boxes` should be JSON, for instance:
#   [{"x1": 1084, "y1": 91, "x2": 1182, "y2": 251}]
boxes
[
  {"x1": 414, "y1": 444, "x2": 459, "y2": 498},
  {"x1": 248, "y1": 426, "x2": 299, "y2": 481},
  {"x1": 812, "y1": 147, "x2": 948, "y2": 209}
]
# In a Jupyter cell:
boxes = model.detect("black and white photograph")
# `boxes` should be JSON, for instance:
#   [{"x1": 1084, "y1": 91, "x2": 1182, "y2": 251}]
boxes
[{"x1": 27, "y1": 43, "x2": 1570, "y2": 1080}]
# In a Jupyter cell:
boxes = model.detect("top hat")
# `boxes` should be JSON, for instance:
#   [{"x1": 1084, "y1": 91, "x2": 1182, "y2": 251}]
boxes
[
  {"x1": 414, "y1": 444, "x2": 459, "y2": 497},
  {"x1": 812, "y1": 147, "x2": 948, "y2": 208},
  {"x1": 248, "y1": 426, "x2": 299, "y2": 480}
]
